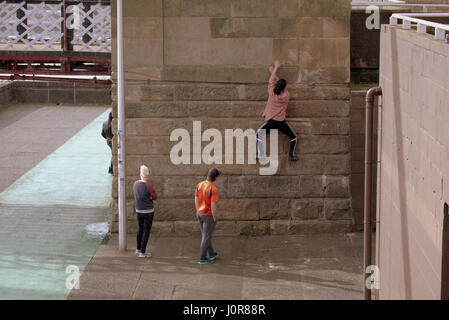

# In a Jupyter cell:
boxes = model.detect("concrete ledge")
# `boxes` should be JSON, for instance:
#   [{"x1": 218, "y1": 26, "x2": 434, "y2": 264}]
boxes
[{"x1": 9, "y1": 81, "x2": 111, "y2": 105}]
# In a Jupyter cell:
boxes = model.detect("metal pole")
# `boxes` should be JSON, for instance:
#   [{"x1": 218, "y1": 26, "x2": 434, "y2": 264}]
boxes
[
  {"x1": 364, "y1": 87, "x2": 382, "y2": 300},
  {"x1": 117, "y1": 0, "x2": 127, "y2": 251}
]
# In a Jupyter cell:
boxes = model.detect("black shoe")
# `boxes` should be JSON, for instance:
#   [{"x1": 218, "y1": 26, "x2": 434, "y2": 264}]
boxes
[
  {"x1": 289, "y1": 155, "x2": 298, "y2": 161},
  {"x1": 108, "y1": 168, "x2": 113, "y2": 174}
]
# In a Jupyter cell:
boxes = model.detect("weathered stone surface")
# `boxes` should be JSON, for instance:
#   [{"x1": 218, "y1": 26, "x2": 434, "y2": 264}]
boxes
[
  {"x1": 174, "y1": 85, "x2": 244, "y2": 101},
  {"x1": 125, "y1": 102, "x2": 188, "y2": 118},
  {"x1": 151, "y1": 221, "x2": 175, "y2": 236},
  {"x1": 154, "y1": 199, "x2": 196, "y2": 221},
  {"x1": 298, "y1": 0, "x2": 350, "y2": 18},
  {"x1": 269, "y1": 220, "x2": 290, "y2": 235},
  {"x1": 291, "y1": 199, "x2": 324, "y2": 220},
  {"x1": 173, "y1": 221, "x2": 199, "y2": 236},
  {"x1": 164, "y1": 0, "x2": 230, "y2": 17},
  {"x1": 299, "y1": 176, "x2": 325, "y2": 197},
  {"x1": 214, "y1": 221, "x2": 240, "y2": 236},
  {"x1": 238, "y1": 221, "x2": 270, "y2": 236},
  {"x1": 230, "y1": 0, "x2": 278, "y2": 17},
  {"x1": 288, "y1": 220, "x2": 352, "y2": 234},
  {"x1": 310, "y1": 118, "x2": 350, "y2": 135},
  {"x1": 324, "y1": 198, "x2": 352, "y2": 220},
  {"x1": 164, "y1": 176, "x2": 228, "y2": 198},
  {"x1": 227, "y1": 176, "x2": 300, "y2": 198},
  {"x1": 211, "y1": 18, "x2": 296, "y2": 38},
  {"x1": 122, "y1": 0, "x2": 163, "y2": 18},
  {"x1": 325, "y1": 176, "x2": 351, "y2": 198},
  {"x1": 325, "y1": 154, "x2": 351, "y2": 175},
  {"x1": 259, "y1": 199, "x2": 290, "y2": 220},
  {"x1": 219, "y1": 199, "x2": 259, "y2": 220},
  {"x1": 299, "y1": 135, "x2": 349, "y2": 154}
]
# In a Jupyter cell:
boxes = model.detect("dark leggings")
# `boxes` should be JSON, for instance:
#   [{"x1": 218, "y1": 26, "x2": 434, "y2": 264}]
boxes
[
  {"x1": 136, "y1": 212, "x2": 154, "y2": 253},
  {"x1": 256, "y1": 119, "x2": 297, "y2": 157}
]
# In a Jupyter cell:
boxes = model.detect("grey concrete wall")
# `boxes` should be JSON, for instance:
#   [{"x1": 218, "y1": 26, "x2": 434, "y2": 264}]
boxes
[
  {"x1": 111, "y1": 0, "x2": 353, "y2": 235},
  {"x1": 378, "y1": 25, "x2": 449, "y2": 299},
  {"x1": 9, "y1": 81, "x2": 111, "y2": 105},
  {"x1": 0, "y1": 82, "x2": 13, "y2": 106}
]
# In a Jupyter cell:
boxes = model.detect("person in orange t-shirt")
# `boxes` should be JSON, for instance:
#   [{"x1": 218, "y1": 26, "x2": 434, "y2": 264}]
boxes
[
  {"x1": 256, "y1": 60, "x2": 298, "y2": 162},
  {"x1": 195, "y1": 168, "x2": 220, "y2": 264}
]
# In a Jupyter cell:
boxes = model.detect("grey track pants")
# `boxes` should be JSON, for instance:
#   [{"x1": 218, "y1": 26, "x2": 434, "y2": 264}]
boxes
[{"x1": 197, "y1": 213, "x2": 216, "y2": 260}]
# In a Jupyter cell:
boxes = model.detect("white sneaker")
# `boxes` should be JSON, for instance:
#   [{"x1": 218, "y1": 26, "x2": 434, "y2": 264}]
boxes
[
  {"x1": 136, "y1": 249, "x2": 141, "y2": 255},
  {"x1": 138, "y1": 252, "x2": 151, "y2": 258}
]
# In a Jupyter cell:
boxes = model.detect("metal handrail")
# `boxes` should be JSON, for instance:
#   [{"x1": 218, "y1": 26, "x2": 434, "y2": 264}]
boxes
[
  {"x1": 390, "y1": 13, "x2": 449, "y2": 40},
  {"x1": 352, "y1": 1, "x2": 449, "y2": 12}
]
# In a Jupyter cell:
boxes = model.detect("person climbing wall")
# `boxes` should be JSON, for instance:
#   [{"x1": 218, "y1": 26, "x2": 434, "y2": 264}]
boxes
[{"x1": 256, "y1": 60, "x2": 298, "y2": 162}]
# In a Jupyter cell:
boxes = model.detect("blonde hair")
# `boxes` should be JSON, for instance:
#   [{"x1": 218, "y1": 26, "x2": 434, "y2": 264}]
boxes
[{"x1": 140, "y1": 165, "x2": 150, "y2": 181}]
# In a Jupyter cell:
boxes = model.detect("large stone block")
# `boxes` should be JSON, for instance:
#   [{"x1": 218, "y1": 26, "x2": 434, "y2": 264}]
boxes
[
  {"x1": 259, "y1": 199, "x2": 290, "y2": 220},
  {"x1": 174, "y1": 84, "x2": 244, "y2": 101},
  {"x1": 310, "y1": 118, "x2": 350, "y2": 135},
  {"x1": 219, "y1": 199, "x2": 259, "y2": 220},
  {"x1": 299, "y1": 176, "x2": 325, "y2": 197},
  {"x1": 125, "y1": 102, "x2": 188, "y2": 118},
  {"x1": 227, "y1": 176, "x2": 300, "y2": 198},
  {"x1": 238, "y1": 221, "x2": 270, "y2": 236},
  {"x1": 324, "y1": 198, "x2": 352, "y2": 220},
  {"x1": 287, "y1": 101, "x2": 350, "y2": 118},
  {"x1": 299, "y1": 135, "x2": 349, "y2": 154},
  {"x1": 121, "y1": 0, "x2": 163, "y2": 18},
  {"x1": 299, "y1": 38, "x2": 350, "y2": 70},
  {"x1": 298, "y1": 0, "x2": 350, "y2": 18},
  {"x1": 164, "y1": 0, "x2": 230, "y2": 17},
  {"x1": 210, "y1": 18, "x2": 296, "y2": 39},
  {"x1": 324, "y1": 154, "x2": 351, "y2": 175},
  {"x1": 154, "y1": 199, "x2": 196, "y2": 221},
  {"x1": 230, "y1": 0, "x2": 278, "y2": 17},
  {"x1": 291, "y1": 199, "x2": 324, "y2": 220},
  {"x1": 297, "y1": 17, "x2": 349, "y2": 38},
  {"x1": 163, "y1": 176, "x2": 228, "y2": 198},
  {"x1": 273, "y1": 39, "x2": 298, "y2": 65},
  {"x1": 325, "y1": 176, "x2": 351, "y2": 198},
  {"x1": 288, "y1": 220, "x2": 352, "y2": 234}
]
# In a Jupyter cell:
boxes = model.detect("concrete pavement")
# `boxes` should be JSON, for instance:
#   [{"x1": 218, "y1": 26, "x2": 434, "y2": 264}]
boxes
[
  {"x1": 68, "y1": 232, "x2": 364, "y2": 300},
  {"x1": 0, "y1": 104, "x2": 112, "y2": 299}
]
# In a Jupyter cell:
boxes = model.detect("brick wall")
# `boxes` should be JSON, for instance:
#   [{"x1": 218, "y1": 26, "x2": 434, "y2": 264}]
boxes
[
  {"x1": 378, "y1": 25, "x2": 449, "y2": 299},
  {"x1": 110, "y1": 0, "x2": 353, "y2": 235}
]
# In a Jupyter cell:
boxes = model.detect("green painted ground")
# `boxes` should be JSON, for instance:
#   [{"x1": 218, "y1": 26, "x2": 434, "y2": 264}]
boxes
[{"x1": 0, "y1": 109, "x2": 112, "y2": 299}]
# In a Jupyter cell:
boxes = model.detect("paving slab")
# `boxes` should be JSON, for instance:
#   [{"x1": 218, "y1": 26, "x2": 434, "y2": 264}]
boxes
[
  {"x1": 68, "y1": 233, "x2": 364, "y2": 300},
  {"x1": 0, "y1": 105, "x2": 112, "y2": 300}
]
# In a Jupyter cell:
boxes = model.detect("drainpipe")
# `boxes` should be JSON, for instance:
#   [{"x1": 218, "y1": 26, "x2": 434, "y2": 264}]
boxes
[
  {"x1": 117, "y1": 0, "x2": 127, "y2": 251},
  {"x1": 364, "y1": 86, "x2": 382, "y2": 300}
]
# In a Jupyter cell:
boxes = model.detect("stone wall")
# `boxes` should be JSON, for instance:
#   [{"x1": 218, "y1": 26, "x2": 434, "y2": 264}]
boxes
[
  {"x1": 110, "y1": 0, "x2": 353, "y2": 235},
  {"x1": 0, "y1": 82, "x2": 12, "y2": 106},
  {"x1": 8, "y1": 81, "x2": 111, "y2": 105},
  {"x1": 378, "y1": 25, "x2": 449, "y2": 299}
]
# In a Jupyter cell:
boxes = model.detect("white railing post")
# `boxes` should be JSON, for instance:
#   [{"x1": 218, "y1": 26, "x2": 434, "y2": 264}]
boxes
[{"x1": 117, "y1": 0, "x2": 127, "y2": 251}]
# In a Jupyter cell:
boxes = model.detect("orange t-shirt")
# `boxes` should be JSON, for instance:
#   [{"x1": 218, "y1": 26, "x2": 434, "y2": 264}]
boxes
[{"x1": 195, "y1": 180, "x2": 218, "y2": 216}]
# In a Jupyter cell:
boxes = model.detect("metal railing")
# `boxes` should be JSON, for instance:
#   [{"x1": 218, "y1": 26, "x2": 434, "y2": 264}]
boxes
[
  {"x1": 390, "y1": 13, "x2": 449, "y2": 40},
  {"x1": 0, "y1": 0, "x2": 111, "y2": 52},
  {"x1": 352, "y1": 1, "x2": 449, "y2": 12}
]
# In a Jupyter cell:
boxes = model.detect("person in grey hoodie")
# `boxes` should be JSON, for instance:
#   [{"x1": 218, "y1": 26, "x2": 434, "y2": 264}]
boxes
[{"x1": 133, "y1": 165, "x2": 158, "y2": 258}]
